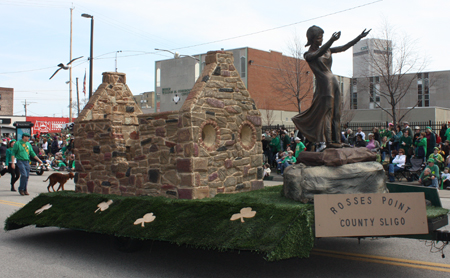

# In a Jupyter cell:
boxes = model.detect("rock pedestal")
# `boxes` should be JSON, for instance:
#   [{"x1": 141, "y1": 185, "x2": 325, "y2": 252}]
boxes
[{"x1": 283, "y1": 161, "x2": 388, "y2": 203}]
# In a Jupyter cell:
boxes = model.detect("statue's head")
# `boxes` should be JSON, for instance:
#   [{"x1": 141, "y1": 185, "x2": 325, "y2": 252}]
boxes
[{"x1": 305, "y1": 25, "x2": 324, "y2": 47}]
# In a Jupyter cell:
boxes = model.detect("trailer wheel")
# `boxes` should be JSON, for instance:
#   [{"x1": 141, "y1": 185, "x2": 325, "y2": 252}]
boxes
[
  {"x1": 36, "y1": 169, "x2": 44, "y2": 175},
  {"x1": 110, "y1": 236, "x2": 142, "y2": 252}
]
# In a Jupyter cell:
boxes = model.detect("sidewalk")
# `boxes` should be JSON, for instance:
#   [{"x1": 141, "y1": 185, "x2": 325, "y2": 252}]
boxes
[{"x1": 263, "y1": 171, "x2": 283, "y2": 187}]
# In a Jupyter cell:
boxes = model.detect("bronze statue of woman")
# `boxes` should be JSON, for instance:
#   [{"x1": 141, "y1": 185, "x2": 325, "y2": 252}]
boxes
[{"x1": 292, "y1": 26, "x2": 370, "y2": 146}]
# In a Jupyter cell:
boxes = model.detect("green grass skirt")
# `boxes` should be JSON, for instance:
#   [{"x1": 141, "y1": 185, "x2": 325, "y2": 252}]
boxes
[
  {"x1": 4, "y1": 185, "x2": 448, "y2": 261},
  {"x1": 4, "y1": 186, "x2": 314, "y2": 261}
]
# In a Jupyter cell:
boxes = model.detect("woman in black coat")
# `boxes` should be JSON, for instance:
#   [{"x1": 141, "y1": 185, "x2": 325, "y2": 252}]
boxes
[
  {"x1": 440, "y1": 124, "x2": 447, "y2": 143},
  {"x1": 51, "y1": 136, "x2": 59, "y2": 155}
]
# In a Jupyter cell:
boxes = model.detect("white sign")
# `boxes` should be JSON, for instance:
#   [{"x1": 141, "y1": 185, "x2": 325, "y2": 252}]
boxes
[{"x1": 314, "y1": 193, "x2": 428, "y2": 238}]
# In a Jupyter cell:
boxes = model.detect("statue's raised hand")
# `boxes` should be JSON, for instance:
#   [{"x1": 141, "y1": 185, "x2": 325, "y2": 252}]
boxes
[
  {"x1": 359, "y1": 29, "x2": 371, "y2": 39},
  {"x1": 332, "y1": 31, "x2": 341, "y2": 41}
]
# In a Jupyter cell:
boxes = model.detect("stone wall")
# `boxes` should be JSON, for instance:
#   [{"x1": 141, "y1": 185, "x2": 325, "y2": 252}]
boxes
[{"x1": 74, "y1": 51, "x2": 264, "y2": 199}]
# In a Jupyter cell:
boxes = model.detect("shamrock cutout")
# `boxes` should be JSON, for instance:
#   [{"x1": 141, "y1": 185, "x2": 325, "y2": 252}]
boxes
[
  {"x1": 230, "y1": 207, "x2": 256, "y2": 223},
  {"x1": 35, "y1": 204, "x2": 52, "y2": 215},
  {"x1": 134, "y1": 213, "x2": 156, "y2": 227},
  {"x1": 95, "y1": 200, "x2": 113, "y2": 213}
]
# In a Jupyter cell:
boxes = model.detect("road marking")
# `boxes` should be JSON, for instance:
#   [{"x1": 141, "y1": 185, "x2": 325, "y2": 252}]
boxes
[
  {"x1": 312, "y1": 249, "x2": 450, "y2": 273},
  {"x1": 0, "y1": 200, "x2": 25, "y2": 208}
]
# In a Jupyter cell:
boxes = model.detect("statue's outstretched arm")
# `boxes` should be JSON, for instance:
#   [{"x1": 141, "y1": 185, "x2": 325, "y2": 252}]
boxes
[
  {"x1": 304, "y1": 32, "x2": 340, "y2": 61},
  {"x1": 331, "y1": 29, "x2": 371, "y2": 54}
]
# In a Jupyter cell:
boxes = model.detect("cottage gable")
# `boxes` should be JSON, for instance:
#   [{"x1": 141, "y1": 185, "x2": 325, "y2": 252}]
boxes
[{"x1": 76, "y1": 72, "x2": 142, "y2": 124}]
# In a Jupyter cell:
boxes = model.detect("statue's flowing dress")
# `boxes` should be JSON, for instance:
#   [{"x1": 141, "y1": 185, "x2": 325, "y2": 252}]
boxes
[{"x1": 292, "y1": 48, "x2": 341, "y2": 143}]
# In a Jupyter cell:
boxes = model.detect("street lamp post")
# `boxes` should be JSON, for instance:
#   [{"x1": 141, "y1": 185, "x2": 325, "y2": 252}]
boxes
[{"x1": 81, "y1": 13, "x2": 94, "y2": 99}]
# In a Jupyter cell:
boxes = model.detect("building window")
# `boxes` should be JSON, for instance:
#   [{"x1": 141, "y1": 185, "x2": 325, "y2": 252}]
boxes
[
  {"x1": 240, "y1": 56, "x2": 246, "y2": 78},
  {"x1": 194, "y1": 62, "x2": 200, "y2": 82},
  {"x1": 0, "y1": 94, "x2": 2, "y2": 99},
  {"x1": 156, "y1": 68, "x2": 161, "y2": 87},
  {"x1": 352, "y1": 92, "x2": 358, "y2": 109},
  {"x1": 0, "y1": 105, "x2": 2, "y2": 111},
  {"x1": 369, "y1": 76, "x2": 380, "y2": 109},
  {"x1": 350, "y1": 78, "x2": 357, "y2": 110},
  {"x1": 418, "y1": 72, "x2": 429, "y2": 107}
]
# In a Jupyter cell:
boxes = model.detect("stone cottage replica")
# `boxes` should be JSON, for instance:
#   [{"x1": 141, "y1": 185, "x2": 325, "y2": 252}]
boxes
[{"x1": 74, "y1": 51, "x2": 264, "y2": 199}]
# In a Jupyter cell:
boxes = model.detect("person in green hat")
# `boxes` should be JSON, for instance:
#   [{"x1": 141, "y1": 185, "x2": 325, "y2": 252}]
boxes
[
  {"x1": 11, "y1": 133, "x2": 44, "y2": 196},
  {"x1": 418, "y1": 158, "x2": 440, "y2": 188},
  {"x1": 429, "y1": 147, "x2": 444, "y2": 170},
  {"x1": 0, "y1": 139, "x2": 20, "y2": 191}
]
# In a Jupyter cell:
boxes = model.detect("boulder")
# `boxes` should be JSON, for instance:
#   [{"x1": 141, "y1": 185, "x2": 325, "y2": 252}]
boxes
[
  {"x1": 296, "y1": 147, "x2": 376, "y2": 167},
  {"x1": 283, "y1": 161, "x2": 387, "y2": 203}
]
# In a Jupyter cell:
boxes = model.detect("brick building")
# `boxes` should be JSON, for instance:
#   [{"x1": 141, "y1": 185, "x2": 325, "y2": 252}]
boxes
[
  {"x1": 156, "y1": 47, "x2": 353, "y2": 126},
  {"x1": 0, "y1": 87, "x2": 14, "y2": 115}
]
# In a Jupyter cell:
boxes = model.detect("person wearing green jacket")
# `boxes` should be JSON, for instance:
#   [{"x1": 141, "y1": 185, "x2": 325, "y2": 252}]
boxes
[
  {"x1": 381, "y1": 124, "x2": 393, "y2": 141},
  {"x1": 429, "y1": 147, "x2": 445, "y2": 170},
  {"x1": 11, "y1": 133, "x2": 44, "y2": 196},
  {"x1": 392, "y1": 125, "x2": 403, "y2": 151},
  {"x1": 418, "y1": 159, "x2": 440, "y2": 188},
  {"x1": 280, "y1": 132, "x2": 291, "y2": 151},
  {"x1": 280, "y1": 150, "x2": 297, "y2": 175},
  {"x1": 294, "y1": 137, "x2": 306, "y2": 158},
  {"x1": 445, "y1": 126, "x2": 450, "y2": 142},
  {"x1": 0, "y1": 139, "x2": 20, "y2": 191},
  {"x1": 269, "y1": 132, "x2": 280, "y2": 167},
  {"x1": 399, "y1": 130, "x2": 413, "y2": 157},
  {"x1": 414, "y1": 132, "x2": 427, "y2": 161}
]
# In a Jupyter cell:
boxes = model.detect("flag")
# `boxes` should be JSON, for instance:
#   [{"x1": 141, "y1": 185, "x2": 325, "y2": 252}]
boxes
[{"x1": 83, "y1": 69, "x2": 87, "y2": 96}]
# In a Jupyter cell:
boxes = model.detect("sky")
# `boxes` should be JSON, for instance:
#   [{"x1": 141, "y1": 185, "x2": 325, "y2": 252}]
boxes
[{"x1": 0, "y1": 0, "x2": 448, "y2": 118}]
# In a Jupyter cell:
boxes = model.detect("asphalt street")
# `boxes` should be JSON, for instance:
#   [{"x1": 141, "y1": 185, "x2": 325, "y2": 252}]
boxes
[{"x1": 0, "y1": 170, "x2": 449, "y2": 278}]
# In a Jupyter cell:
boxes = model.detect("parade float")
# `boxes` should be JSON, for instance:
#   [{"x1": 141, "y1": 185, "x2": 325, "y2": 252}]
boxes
[{"x1": 5, "y1": 50, "x2": 449, "y2": 260}]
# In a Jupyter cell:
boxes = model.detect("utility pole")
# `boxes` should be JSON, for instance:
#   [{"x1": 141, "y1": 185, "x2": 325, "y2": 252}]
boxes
[
  {"x1": 22, "y1": 100, "x2": 36, "y2": 117},
  {"x1": 69, "y1": 6, "x2": 74, "y2": 122},
  {"x1": 81, "y1": 13, "x2": 94, "y2": 99},
  {"x1": 115, "y1": 50, "x2": 122, "y2": 72},
  {"x1": 76, "y1": 77, "x2": 80, "y2": 115}
]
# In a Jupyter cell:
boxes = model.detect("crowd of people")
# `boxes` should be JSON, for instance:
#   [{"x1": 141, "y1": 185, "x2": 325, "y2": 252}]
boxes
[
  {"x1": 0, "y1": 132, "x2": 76, "y2": 195},
  {"x1": 263, "y1": 122, "x2": 450, "y2": 190},
  {"x1": 262, "y1": 127, "x2": 310, "y2": 176},
  {"x1": 342, "y1": 121, "x2": 450, "y2": 189}
]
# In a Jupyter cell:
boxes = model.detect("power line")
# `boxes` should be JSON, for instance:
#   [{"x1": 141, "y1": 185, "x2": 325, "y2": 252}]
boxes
[
  {"x1": 0, "y1": 0, "x2": 382, "y2": 74},
  {"x1": 76, "y1": 3, "x2": 182, "y2": 50},
  {"x1": 172, "y1": 0, "x2": 384, "y2": 51},
  {"x1": 0, "y1": 0, "x2": 67, "y2": 8},
  {"x1": 0, "y1": 66, "x2": 56, "y2": 74}
]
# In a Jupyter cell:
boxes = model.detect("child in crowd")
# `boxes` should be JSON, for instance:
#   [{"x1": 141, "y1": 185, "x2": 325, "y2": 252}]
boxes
[
  {"x1": 276, "y1": 151, "x2": 287, "y2": 171},
  {"x1": 263, "y1": 163, "x2": 271, "y2": 177},
  {"x1": 441, "y1": 167, "x2": 450, "y2": 190}
]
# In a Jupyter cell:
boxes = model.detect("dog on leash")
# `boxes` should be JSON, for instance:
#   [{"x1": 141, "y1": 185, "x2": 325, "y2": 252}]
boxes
[{"x1": 43, "y1": 172, "x2": 75, "y2": 192}]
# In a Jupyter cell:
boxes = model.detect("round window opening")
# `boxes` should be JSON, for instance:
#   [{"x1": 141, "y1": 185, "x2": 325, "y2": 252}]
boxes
[
  {"x1": 202, "y1": 124, "x2": 217, "y2": 148},
  {"x1": 240, "y1": 124, "x2": 255, "y2": 149}
]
